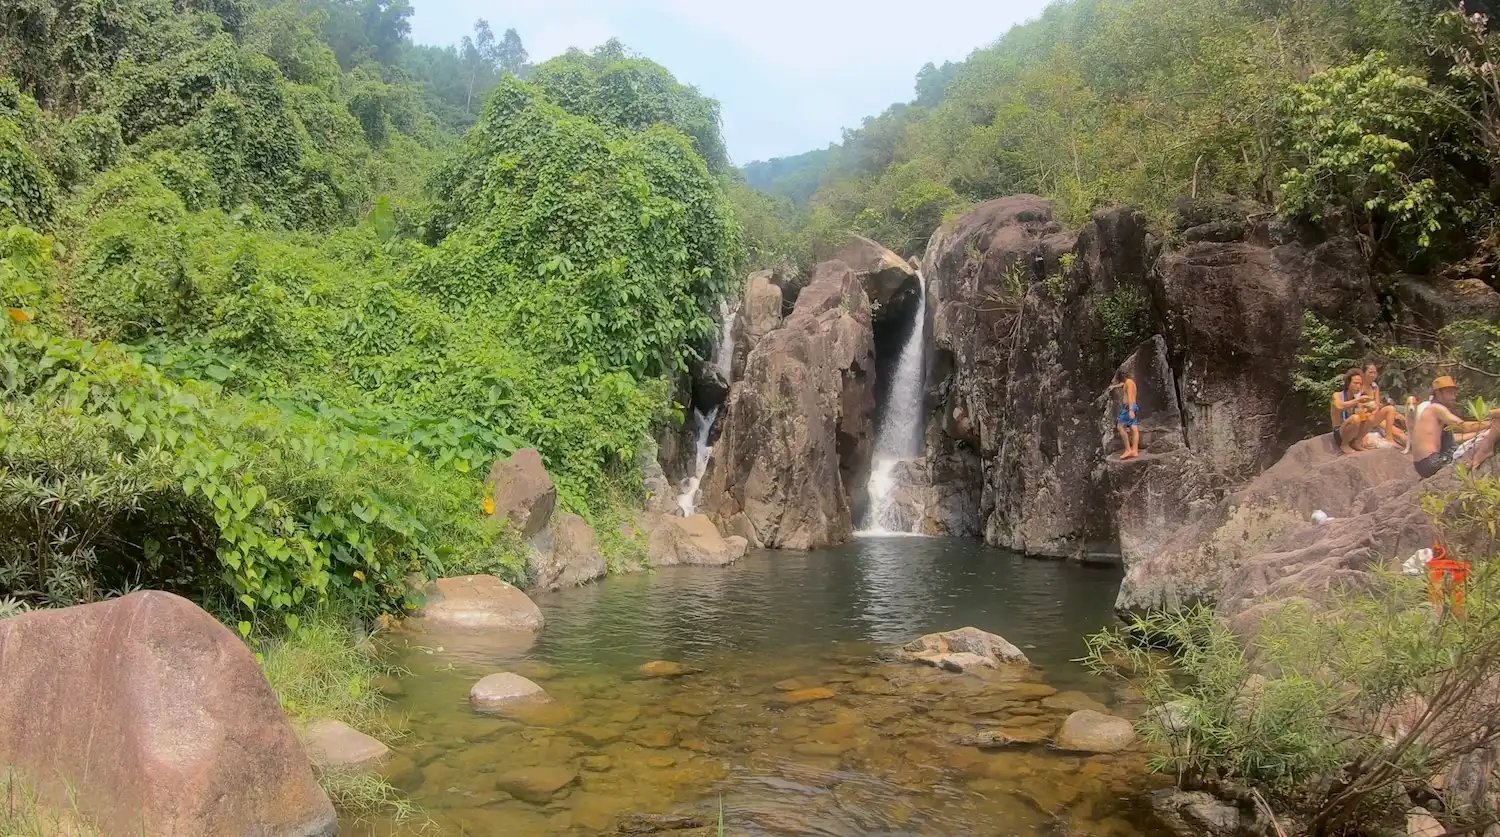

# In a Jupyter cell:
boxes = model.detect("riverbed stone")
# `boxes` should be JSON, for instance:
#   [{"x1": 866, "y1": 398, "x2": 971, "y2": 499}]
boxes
[
  {"x1": 899, "y1": 627, "x2": 1030, "y2": 671},
  {"x1": 854, "y1": 676, "x2": 896, "y2": 695},
  {"x1": 410, "y1": 574, "x2": 544, "y2": 633},
  {"x1": 299, "y1": 719, "x2": 391, "y2": 774},
  {"x1": 639, "y1": 660, "x2": 700, "y2": 678},
  {"x1": 631, "y1": 727, "x2": 678, "y2": 749},
  {"x1": 496, "y1": 766, "x2": 578, "y2": 804},
  {"x1": 1042, "y1": 691, "x2": 1110, "y2": 714},
  {"x1": 992, "y1": 682, "x2": 1058, "y2": 701},
  {"x1": 0, "y1": 591, "x2": 336, "y2": 836},
  {"x1": 1055, "y1": 710, "x2": 1136, "y2": 753},
  {"x1": 955, "y1": 727, "x2": 1048, "y2": 748},
  {"x1": 667, "y1": 696, "x2": 714, "y2": 717},
  {"x1": 780, "y1": 687, "x2": 836, "y2": 704},
  {"x1": 487, "y1": 448, "x2": 557, "y2": 539},
  {"x1": 569, "y1": 725, "x2": 625, "y2": 747},
  {"x1": 1150, "y1": 789, "x2": 1242, "y2": 837},
  {"x1": 470, "y1": 672, "x2": 550, "y2": 712}
]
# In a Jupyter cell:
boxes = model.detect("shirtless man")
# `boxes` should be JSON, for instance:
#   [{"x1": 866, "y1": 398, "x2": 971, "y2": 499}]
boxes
[
  {"x1": 1331, "y1": 368, "x2": 1399, "y2": 454},
  {"x1": 1411, "y1": 376, "x2": 1500, "y2": 479},
  {"x1": 1109, "y1": 371, "x2": 1140, "y2": 460}
]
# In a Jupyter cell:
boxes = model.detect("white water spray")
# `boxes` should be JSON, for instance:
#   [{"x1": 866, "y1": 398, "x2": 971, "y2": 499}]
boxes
[
  {"x1": 676, "y1": 302, "x2": 738, "y2": 516},
  {"x1": 860, "y1": 272, "x2": 928, "y2": 535}
]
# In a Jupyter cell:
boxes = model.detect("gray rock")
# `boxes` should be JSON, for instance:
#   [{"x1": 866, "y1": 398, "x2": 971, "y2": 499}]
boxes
[
  {"x1": 644, "y1": 514, "x2": 747, "y2": 567},
  {"x1": 409, "y1": 574, "x2": 544, "y2": 633},
  {"x1": 496, "y1": 766, "x2": 577, "y2": 804},
  {"x1": 299, "y1": 719, "x2": 390, "y2": 774},
  {"x1": 1055, "y1": 709, "x2": 1136, "y2": 753},
  {"x1": 528, "y1": 511, "x2": 607, "y2": 592},
  {"x1": 899, "y1": 626, "x2": 1030, "y2": 670},
  {"x1": 470, "y1": 672, "x2": 549, "y2": 713},
  {"x1": 1150, "y1": 789, "x2": 1241, "y2": 837}
]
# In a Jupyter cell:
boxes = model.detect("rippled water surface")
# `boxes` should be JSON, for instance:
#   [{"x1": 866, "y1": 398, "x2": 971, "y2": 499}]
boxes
[{"x1": 365, "y1": 538, "x2": 1170, "y2": 837}]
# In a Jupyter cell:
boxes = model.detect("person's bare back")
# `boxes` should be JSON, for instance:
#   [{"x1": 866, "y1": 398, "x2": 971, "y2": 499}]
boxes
[{"x1": 1412, "y1": 376, "x2": 1500, "y2": 478}]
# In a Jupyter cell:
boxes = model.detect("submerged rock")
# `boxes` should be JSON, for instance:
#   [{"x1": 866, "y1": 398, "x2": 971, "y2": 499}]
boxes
[
  {"x1": 615, "y1": 812, "x2": 706, "y2": 834},
  {"x1": 487, "y1": 448, "x2": 558, "y2": 539},
  {"x1": 779, "y1": 687, "x2": 837, "y2": 704},
  {"x1": 954, "y1": 728, "x2": 1047, "y2": 749},
  {"x1": 410, "y1": 574, "x2": 544, "y2": 633},
  {"x1": 1041, "y1": 691, "x2": 1109, "y2": 714},
  {"x1": 0, "y1": 591, "x2": 336, "y2": 836},
  {"x1": 899, "y1": 626, "x2": 1030, "y2": 670},
  {"x1": 470, "y1": 672, "x2": 550, "y2": 712},
  {"x1": 1055, "y1": 709, "x2": 1136, "y2": 753},
  {"x1": 299, "y1": 719, "x2": 391, "y2": 774},
  {"x1": 496, "y1": 766, "x2": 577, "y2": 803},
  {"x1": 638, "y1": 660, "x2": 701, "y2": 678}
]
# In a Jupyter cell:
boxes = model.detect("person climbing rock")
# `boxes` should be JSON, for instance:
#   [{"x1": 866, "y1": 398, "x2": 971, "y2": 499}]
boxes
[
  {"x1": 1411, "y1": 376, "x2": 1500, "y2": 479},
  {"x1": 1108, "y1": 371, "x2": 1140, "y2": 460},
  {"x1": 1332, "y1": 368, "x2": 1398, "y2": 454}
]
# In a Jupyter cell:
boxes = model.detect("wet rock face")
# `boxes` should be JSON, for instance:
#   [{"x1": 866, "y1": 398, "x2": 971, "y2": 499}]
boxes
[
  {"x1": 699, "y1": 260, "x2": 877, "y2": 548},
  {"x1": 0, "y1": 592, "x2": 336, "y2": 836},
  {"x1": 920, "y1": 195, "x2": 1377, "y2": 558}
]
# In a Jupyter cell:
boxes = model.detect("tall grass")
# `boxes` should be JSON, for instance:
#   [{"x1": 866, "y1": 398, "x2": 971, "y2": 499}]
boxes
[{"x1": 0, "y1": 773, "x2": 98, "y2": 837}]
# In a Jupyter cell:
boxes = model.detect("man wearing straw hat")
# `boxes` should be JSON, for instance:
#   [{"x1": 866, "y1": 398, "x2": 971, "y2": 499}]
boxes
[{"x1": 1410, "y1": 375, "x2": 1500, "y2": 479}]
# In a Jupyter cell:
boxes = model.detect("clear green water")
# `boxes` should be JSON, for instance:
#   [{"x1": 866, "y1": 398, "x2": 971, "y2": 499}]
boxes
[{"x1": 366, "y1": 538, "x2": 1170, "y2": 836}]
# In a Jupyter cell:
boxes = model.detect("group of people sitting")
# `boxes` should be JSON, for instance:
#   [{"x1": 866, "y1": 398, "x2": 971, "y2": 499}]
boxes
[{"x1": 1331, "y1": 361, "x2": 1500, "y2": 479}]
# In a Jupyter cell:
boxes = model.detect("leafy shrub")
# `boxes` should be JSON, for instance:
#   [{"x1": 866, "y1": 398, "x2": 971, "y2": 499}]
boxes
[{"x1": 1292, "y1": 311, "x2": 1358, "y2": 418}]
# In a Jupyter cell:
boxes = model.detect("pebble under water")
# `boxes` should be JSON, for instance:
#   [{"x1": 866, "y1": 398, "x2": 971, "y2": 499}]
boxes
[{"x1": 362, "y1": 538, "x2": 1173, "y2": 837}]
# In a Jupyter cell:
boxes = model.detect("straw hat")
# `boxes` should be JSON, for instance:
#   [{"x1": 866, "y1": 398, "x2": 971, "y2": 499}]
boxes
[{"x1": 1433, "y1": 375, "x2": 1459, "y2": 391}]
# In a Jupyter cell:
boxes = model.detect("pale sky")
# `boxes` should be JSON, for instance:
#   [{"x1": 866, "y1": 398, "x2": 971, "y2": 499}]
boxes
[{"x1": 409, "y1": 0, "x2": 1055, "y2": 164}]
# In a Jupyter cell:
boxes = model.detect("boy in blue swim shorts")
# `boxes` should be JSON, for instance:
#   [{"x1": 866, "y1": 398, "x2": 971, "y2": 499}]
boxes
[{"x1": 1108, "y1": 370, "x2": 1140, "y2": 460}]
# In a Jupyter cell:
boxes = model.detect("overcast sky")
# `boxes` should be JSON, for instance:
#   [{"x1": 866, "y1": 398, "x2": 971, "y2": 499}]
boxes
[{"x1": 409, "y1": 0, "x2": 1054, "y2": 165}]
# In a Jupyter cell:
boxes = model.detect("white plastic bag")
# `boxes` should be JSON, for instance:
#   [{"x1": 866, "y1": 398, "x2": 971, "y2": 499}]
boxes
[{"x1": 1403, "y1": 548, "x2": 1434, "y2": 576}]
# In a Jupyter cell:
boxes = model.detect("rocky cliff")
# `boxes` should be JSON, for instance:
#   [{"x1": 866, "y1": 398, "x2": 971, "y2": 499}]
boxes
[
  {"x1": 917, "y1": 195, "x2": 1381, "y2": 560},
  {"x1": 698, "y1": 260, "x2": 878, "y2": 548}
]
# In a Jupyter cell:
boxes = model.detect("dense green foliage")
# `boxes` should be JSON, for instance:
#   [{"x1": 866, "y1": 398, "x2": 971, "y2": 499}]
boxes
[
  {"x1": 742, "y1": 0, "x2": 1500, "y2": 266},
  {"x1": 0, "y1": 0, "x2": 743, "y2": 627}
]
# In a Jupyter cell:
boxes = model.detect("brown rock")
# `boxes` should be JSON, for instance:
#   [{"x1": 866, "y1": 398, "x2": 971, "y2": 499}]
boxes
[
  {"x1": 0, "y1": 592, "x2": 336, "y2": 836},
  {"x1": 528, "y1": 511, "x2": 607, "y2": 592},
  {"x1": 486, "y1": 448, "x2": 557, "y2": 539},
  {"x1": 780, "y1": 687, "x2": 836, "y2": 704},
  {"x1": 834, "y1": 234, "x2": 920, "y2": 323},
  {"x1": 667, "y1": 696, "x2": 714, "y2": 717},
  {"x1": 853, "y1": 677, "x2": 896, "y2": 695},
  {"x1": 631, "y1": 727, "x2": 678, "y2": 749},
  {"x1": 1041, "y1": 691, "x2": 1109, "y2": 714},
  {"x1": 644, "y1": 514, "x2": 747, "y2": 567},
  {"x1": 470, "y1": 672, "x2": 550, "y2": 712},
  {"x1": 638, "y1": 660, "x2": 700, "y2": 678},
  {"x1": 954, "y1": 728, "x2": 1047, "y2": 748},
  {"x1": 1055, "y1": 710, "x2": 1136, "y2": 753},
  {"x1": 299, "y1": 719, "x2": 391, "y2": 774},
  {"x1": 496, "y1": 766, "x2": 578, "y2": 803},
  {"x1": 698, "y1": 260, "x2": 877, "y2": 548},
  {"x1": 409, "y1": 574, "x2": 544, "y2": 633},
  {"x1": 568, "y1": 725, "x2": 624, "y2": 747}
]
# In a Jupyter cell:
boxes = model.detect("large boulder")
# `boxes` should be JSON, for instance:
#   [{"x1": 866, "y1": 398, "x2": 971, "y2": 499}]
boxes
[
  {"x1": 1221, "y1": 453, "x2": 1497, "y2": 630},
  {"x1": 834, "y1": 234, "x2": 921, "y2": 323},
  {"x1": 731, "y1": 270, "x2": 787, "y2": 382},
  {"x1": 1118, "y1": 436, "x2": 1417, "y2": 615},
  {"x1": 644, "y1": 513, "x2": 748, "y2": 567},
  {"x1": 487, "y1": 448, "x2": 557, "y2": 539},
  {"x1": 0, "y1": 592, "x2": 336, "y2": 836},
  {"x1": 527, "y1": 511, "x2": 607, "y2": 592},
  {"x1": 699, "y1": 260, "x2": 878, "y2": 548},
  {"x1": 409, "y1": 574, "x2": 544, "y2": 632}
]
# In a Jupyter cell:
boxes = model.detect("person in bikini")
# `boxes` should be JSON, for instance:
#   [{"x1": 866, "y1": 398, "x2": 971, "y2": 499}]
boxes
[
  {"x1": 1360, "y1": 361, "x2": 1407, "y2": 448},
  {"x1": 1331, "y1": 368, "x2": 1399, "y2": 454},
  {"x1": 1108, "y1": 371, "x2": 1140, "y2": 460},
  {"x1": 1411, "y1": 376, "x2": 1500, "y2": 479}
]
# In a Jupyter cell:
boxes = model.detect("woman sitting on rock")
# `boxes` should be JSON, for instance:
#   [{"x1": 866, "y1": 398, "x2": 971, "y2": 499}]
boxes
[{"x1": 1332, "y1": 368, "x2": 1399, "y2": 454}]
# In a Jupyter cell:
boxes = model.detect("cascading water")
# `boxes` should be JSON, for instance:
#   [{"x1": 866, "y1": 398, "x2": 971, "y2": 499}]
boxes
[
  {"x1": 676, "y1": 302, "x2": 738, "y2": 516},
  {"x1": 860, "y1": 272, "x2": 928, "y2": 535}
]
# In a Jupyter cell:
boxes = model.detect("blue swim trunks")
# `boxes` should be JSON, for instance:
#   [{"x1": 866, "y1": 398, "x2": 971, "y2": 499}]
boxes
[{"x1": 1118, "y1": 404, "x2": 1140, "y2": 428}]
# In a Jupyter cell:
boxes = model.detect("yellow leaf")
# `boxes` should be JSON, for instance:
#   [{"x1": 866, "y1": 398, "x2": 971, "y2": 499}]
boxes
[
  {"x1": 6, "y1": 308, "x2": 31, "y2": 323},
  {"x1": 353, "y1": 570, "x2": 366, "y2": 582},
  {"x1": 483, "y1": 496, "x2": 495, "y2": 515}
]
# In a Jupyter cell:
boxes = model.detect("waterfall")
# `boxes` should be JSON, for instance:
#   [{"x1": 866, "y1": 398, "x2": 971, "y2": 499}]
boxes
[
  {"x1": 860, "y1": 272, "x2": 928, "y2": 535},
  {"x1": 676, "y1": 302, "x2": 737, "y2": 516}
]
